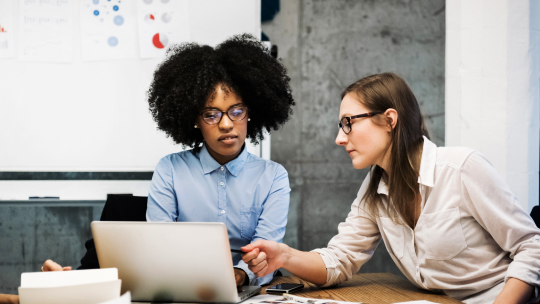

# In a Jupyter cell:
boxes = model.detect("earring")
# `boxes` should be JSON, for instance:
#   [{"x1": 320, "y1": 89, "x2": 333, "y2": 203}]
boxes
[
  {"x1": 248, "y1": 118, "x2": 251, "y2": 121},
  {"x1": 194, "y1": 125, "x2": 198, "y2": 128}
]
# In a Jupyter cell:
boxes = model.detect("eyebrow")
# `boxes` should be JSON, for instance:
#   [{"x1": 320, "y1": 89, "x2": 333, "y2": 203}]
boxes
[{"x1": 201, "y1": 103, "x2": 244, "y2": 111}]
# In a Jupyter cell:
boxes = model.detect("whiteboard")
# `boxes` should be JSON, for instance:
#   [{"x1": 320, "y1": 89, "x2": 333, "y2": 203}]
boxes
[
  {"x1": 0, "y1": 0, "x2": 268, "y2": 200},
  {"x1": 0, "y1": 0, "x2": 263, "y2": 172}
]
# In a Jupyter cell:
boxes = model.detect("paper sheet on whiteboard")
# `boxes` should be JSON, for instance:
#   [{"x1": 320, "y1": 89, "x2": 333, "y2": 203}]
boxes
[
  {"x1": 80, "y1": 0, "x2": 137, "y2": 61},
  {"x1": 0, "y1": 0, "x2": 15, "y2": 58},
  {"x1": 18, "y1": 0, "x2": 73, "y2": 62},
  {"x1": 137, "y1": 0, "x2": 190, "y2": 59}
]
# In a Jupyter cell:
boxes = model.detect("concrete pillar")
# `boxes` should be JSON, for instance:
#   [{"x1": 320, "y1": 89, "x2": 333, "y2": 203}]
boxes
[{"x1": 446, "y1": 0, "x2": 540, "y2": 212}]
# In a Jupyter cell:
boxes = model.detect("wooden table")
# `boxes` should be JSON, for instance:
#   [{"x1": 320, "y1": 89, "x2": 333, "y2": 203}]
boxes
[{"x1": 261, "y1": 273, "x2": 463, "y2": 304}]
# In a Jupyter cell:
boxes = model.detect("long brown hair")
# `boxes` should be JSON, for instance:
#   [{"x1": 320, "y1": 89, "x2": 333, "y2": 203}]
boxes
[{"x1": 341, "y1": 73, "x2": 429, "y2": 228}]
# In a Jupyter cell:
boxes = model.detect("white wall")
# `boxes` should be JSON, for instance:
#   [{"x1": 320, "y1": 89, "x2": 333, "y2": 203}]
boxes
[
  {"x1": 446, "y1": 0, "x2": 540, "y2": 212},
  {"x1": 0, "y1": 0, "x2": 262, "y2": 172},
  {"x1": 0, "y1": 0, "x2": 268, "y2": 200}
]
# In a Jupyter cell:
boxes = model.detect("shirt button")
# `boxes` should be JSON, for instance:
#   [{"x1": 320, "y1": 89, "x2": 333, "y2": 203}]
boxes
[
  {"x1": 220, "y1": 210, "x2": 225, "y2": 214},
  {"x1": 220, "y1": 182, "x2": 224, "y2": 186},
  {"x1": 221, "y1": 167, "x2": 224, "y2": 171}
]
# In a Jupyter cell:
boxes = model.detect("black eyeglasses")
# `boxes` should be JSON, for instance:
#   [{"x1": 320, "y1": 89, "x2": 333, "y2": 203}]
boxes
[
  {"x1": 338, "y1": 112, "x2": 383, "y2": 134},
  {"x1": 200, "y1": 105, "x2": 248, "y2": 125}
]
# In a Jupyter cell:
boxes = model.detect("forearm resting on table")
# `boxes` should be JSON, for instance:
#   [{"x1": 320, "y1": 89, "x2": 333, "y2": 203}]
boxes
[
  {"x1": 281, "y1": 245, "x2": 327, "y2": 286},
  {"x1": 494, "y1": 277, "x2": 535, "y2": 304},
  {"x1": 0, "y1": 294, "x2": 19, "y2": 304}
]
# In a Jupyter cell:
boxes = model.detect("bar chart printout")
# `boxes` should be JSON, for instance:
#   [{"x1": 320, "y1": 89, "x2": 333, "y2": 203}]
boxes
[
  {"x1": 0, "y1": 0, "x2": 15, "y2": 58},
  {"x1": 18, "y1": 0, "x2": 73, "y2": 62}
]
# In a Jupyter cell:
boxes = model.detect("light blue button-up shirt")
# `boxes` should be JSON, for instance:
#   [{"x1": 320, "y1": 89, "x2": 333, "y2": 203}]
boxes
[{"x1": 146, "y1": 144, "x2": 290, "y2": 285}]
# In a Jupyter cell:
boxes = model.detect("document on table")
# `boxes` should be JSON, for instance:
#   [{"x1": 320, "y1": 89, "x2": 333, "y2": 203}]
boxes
[
  {"x1": 393, "y1": 301, "x2": 440, "y2": 304},
  {"x1": 244, "y1": 294, "x2": 440, "y2": 304},
  {"x1": 18, "y1": 268, "x2": 122, "y2": 304},
  {"x1": 244, "y1": 294, "x2": 363, "y2": 304}
]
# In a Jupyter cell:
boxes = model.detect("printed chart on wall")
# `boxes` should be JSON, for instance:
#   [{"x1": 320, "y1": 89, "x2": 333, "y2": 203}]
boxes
[
  {"x1": 18, "y1": 0, "x2": 73, "y2": 62},
  {"x1": 0, "y1": 0, "x2": 15, "y2": 58},
  {"x1": 137, "y1": 0, "x2": 190, "y2": 59},
  {"x1": 80, "y1": 0, "x2": 137, "y2": 61}
]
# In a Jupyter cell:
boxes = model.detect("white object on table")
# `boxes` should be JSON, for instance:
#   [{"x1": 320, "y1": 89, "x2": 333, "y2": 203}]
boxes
[
  {"x1": 99, "y1": 292, "x2": 131, "y2": 304},
  {"x1": 18, "y1": 268, "x2": 121, "y2": 304}
]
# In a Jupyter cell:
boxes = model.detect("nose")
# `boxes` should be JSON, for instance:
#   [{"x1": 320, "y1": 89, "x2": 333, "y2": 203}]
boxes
[
  {"x1": 218, "y1": 112, "x2": 234, "y2": 131},
  {"x1": 335, "y1": 128, "x2": 348, "y2": 146}
]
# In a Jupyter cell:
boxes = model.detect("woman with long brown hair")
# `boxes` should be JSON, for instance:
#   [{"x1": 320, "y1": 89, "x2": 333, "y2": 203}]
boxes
[{"x1": 241, "y1": 73, "x2": 540, "y2": 303}]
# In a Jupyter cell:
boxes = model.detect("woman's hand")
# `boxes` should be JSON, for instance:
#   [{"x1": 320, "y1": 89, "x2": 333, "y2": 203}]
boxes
[
  {"x1": 0, "y1": 294, "x2": 19, "y2": 304},
  {"x1": 234, "y1": 268, "x2": 247, "y2": 286},
  {"x1": 242, "y1": 240, "x2": 327, "y2": 285},
  {"x1": 41, "y1": 259, "x2": 72, "y2": 272},
  {"x1": 242, "y1": 240, "x2": 289, "y2": 278}
]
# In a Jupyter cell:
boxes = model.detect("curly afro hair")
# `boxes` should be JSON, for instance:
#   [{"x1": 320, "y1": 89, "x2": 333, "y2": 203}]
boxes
[{"x1": 147, "y1": 33, "x2": 295, "y2": 150}]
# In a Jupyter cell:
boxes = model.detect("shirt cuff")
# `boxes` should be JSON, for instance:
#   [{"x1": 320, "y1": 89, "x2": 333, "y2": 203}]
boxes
[
  {"x1": 235, "y1": 259, "x2": 274, "y2": 286},
  {"x1": 311, "y1": 248, "x2": 338, "y2": 288},
  {"x1": 504, "y1": 237, "x2": 540, "y2": 294}
]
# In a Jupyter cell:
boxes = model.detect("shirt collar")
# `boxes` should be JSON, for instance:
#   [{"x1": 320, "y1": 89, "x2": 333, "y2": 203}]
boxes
[
  {"x1": 377, "y1": 178, "x2": 389, "y2": 195},
  {"x1": 376, "y1": 136, "x2": 437, "y2": 195},
  {"x1": 418, "y1": 136, "x2": 437, "y2": 187},
  {"x1": 199, "y1": 143, "x2": 248, "y2": 177}
]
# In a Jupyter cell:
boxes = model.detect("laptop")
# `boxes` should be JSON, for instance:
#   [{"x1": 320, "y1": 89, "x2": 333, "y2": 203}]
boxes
[{"x1": 91, "y1": 221, "x2": 261, "y2": 303}]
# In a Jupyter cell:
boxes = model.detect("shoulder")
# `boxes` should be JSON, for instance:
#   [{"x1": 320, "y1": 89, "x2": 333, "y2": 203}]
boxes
[
  {"x1": 244, "y1": 152, "x2": 288, "y2": 178},
  {"x1": 435, "y1": 146, "x2": 478, "y2": 171},
  {"x1": 155, "y1": 149, "x2": 199, "y2": 170}
]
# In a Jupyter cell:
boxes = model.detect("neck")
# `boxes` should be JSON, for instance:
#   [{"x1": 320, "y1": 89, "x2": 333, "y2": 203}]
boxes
[
  {"x1": 377, "y1": 144, "x2": 393, "y2": 175},
  {"x1": 378, "y1": 141, "x2": 424, "y2": 177},
  {"x1": 205, "y1": 143, "x2": 244, "y2": 165}
]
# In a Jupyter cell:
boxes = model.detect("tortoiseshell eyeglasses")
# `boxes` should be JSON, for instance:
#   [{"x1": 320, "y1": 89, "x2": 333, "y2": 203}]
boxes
[{"x1": 338, "y1": 112, "x2": 383, "y2": 134}]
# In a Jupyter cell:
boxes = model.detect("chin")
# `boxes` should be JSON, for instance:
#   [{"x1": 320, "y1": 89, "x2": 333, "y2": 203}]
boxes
[
  {"x1": 215, "y1": 146, "x2": 240, "y2": 156},
  {"x1": 216, "y1": 141, "x2": 244, "y2": 154},
  {"x1": 351, "y1": 159, "x2": 370, "y2": 170}
]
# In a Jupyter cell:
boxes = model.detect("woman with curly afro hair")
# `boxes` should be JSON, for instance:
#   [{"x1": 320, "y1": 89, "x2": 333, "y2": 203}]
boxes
[{"x1": 145, "y1": 34, "x2": 295, "y2": 287}]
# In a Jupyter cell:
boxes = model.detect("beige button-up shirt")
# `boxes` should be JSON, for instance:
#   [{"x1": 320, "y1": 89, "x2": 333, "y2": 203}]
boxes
[{"x1": 313, "y1": 137, "x2": 540, "y2": 303}]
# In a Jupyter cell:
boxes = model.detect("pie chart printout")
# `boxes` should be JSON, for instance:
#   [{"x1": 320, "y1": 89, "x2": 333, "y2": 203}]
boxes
[
  {"x1": 152, "y1": 33, "x2": 168, "y2": 49},
  {"x1": 144, "y1": 14, "x2": 155, "y2": 23},
  {"x1": 161, "y1": 12, "x2": 172, "y2": 23}
]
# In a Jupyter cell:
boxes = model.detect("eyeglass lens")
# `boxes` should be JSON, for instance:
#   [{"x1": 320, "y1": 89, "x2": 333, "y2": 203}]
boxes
[
  {"x1": 201, "y1": 106, "x2": 247, "y2": 125},
  {"x1": 339, "y1": 117, "x2": 351, "y2": 134}
]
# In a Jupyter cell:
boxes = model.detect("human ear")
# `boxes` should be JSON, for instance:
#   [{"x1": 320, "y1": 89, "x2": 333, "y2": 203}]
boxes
[{"x1": 384, "y1": 109, "x2": 398, "y2": 132}]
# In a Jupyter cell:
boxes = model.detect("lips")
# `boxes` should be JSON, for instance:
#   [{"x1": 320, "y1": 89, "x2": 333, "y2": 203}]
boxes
[{"x1": 218, "y1": 134, "x2": 238, "y2": 141}]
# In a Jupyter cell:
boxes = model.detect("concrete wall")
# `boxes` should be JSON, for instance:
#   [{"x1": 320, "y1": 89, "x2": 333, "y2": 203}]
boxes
[
  {"x1": 0, "y1": 202, "x2": 103, "y2": 292},
  {"x1": 0, "y1": 0, "x2": 445, "y2": 292},
  {"x1": 267, "y1": 0, "x2": 445, "y2": 275}
]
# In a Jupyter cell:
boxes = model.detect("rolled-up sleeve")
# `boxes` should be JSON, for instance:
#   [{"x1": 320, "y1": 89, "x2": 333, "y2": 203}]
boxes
[
  {"x1": 461, "y1": 152, "x2": 540, "y2": 299},
  {"x1": 311, "y1": 174, "x2": 382, "y2": 287},
  {"x1": 146, "y1": 156, "x2": 178, "y2": 222}
]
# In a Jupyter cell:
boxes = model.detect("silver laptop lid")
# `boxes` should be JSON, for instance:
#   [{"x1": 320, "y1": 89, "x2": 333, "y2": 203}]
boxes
[{"x1": 91, "y1": 221, "x2": 243, "y2": 303}]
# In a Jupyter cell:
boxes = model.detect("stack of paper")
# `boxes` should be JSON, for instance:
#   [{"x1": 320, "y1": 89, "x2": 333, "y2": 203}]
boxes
[{"x1": 18, "y1": 268, "x2": 126, "y2": 304}]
